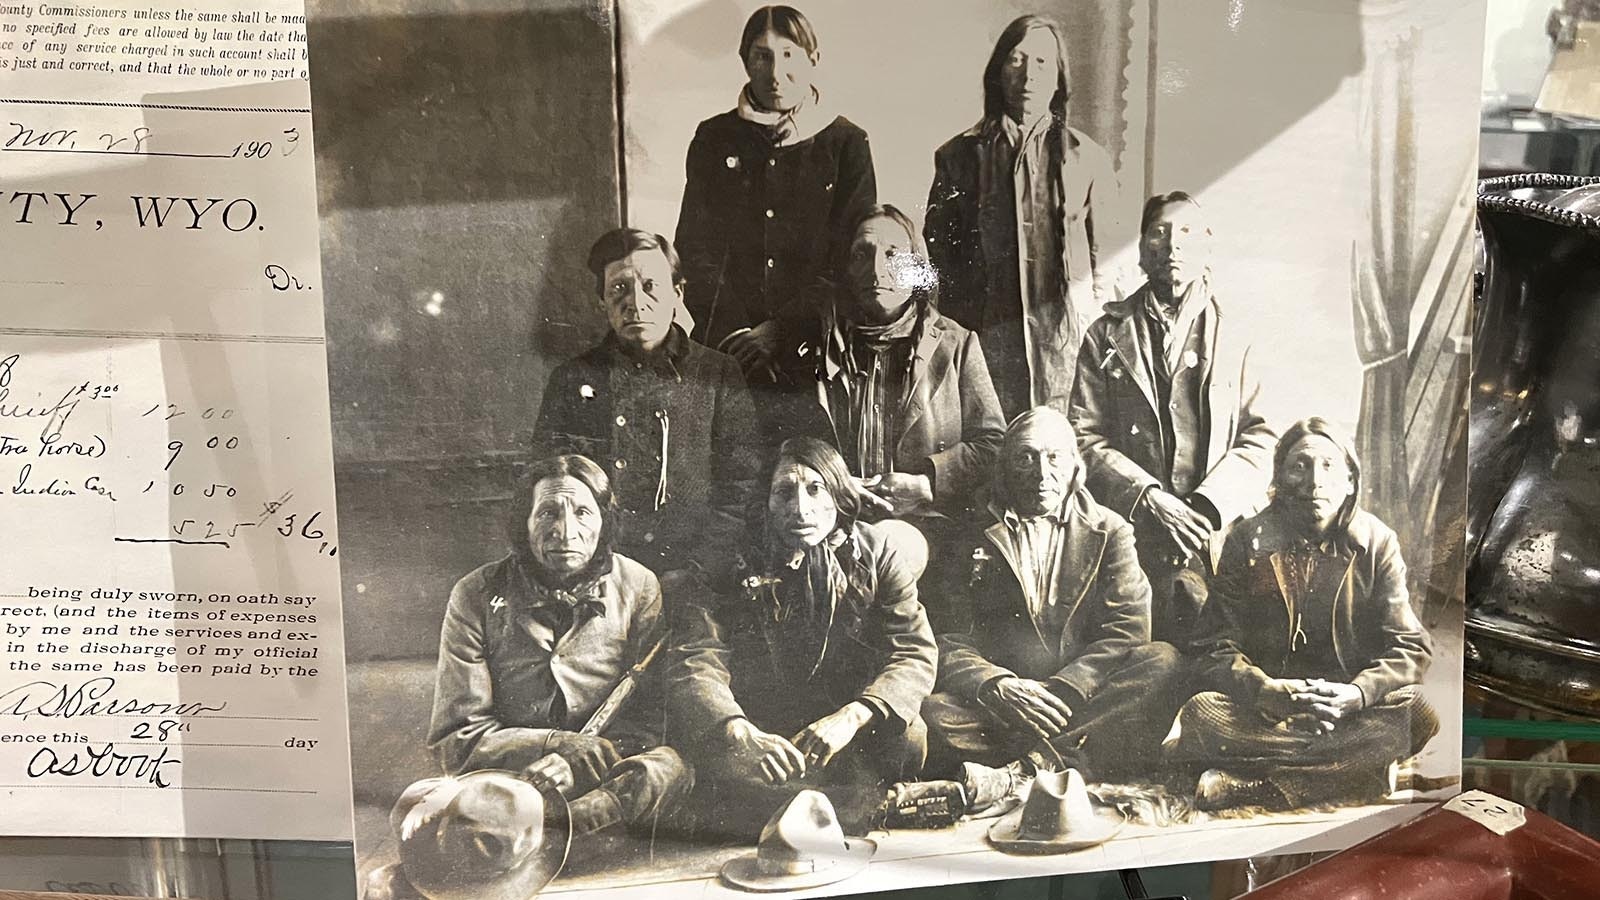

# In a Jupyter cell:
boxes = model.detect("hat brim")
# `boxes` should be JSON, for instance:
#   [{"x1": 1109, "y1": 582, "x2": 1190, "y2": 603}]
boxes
[
  {"x1": 401, "y1": 774, "x2": 572, "y2": 900},
  {"x1": 987, "y1": 807, "x2": 1126, "y2": 854},
  {"x1": 718, "y1": 838, "x2": 876, "y2": 892}
]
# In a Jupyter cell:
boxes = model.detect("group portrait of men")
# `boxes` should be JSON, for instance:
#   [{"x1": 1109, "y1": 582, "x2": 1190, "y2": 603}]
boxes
[{"x1": 382, "y1": 4, "x2": 1444, "y2": 889}]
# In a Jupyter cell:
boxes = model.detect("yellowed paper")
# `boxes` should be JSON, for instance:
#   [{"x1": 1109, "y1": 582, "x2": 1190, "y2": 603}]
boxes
[{"x1": 0, "y1": 0, "x2": 351, "y2": 840}]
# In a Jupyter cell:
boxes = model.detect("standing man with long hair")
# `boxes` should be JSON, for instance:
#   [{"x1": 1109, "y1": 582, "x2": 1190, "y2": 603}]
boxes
[{"x1": 925, "y1": 14, "x2": 1126, "y2": 418}]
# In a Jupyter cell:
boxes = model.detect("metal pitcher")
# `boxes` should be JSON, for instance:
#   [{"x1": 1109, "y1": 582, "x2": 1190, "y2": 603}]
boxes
[{"x1": 1468, "y1": 173, "x2": 1600, "y2": 716}]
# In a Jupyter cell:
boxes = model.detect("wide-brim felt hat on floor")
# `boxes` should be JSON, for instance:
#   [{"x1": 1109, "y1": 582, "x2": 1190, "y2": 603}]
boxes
[
  {"x1": 989, "y1": 768, "x2": 1126, "y2": 854},
  {"x1": 394, "y1": 770, "x2": 572, "y2": 900},
  {"x1": 720, "y1": 789, "x2": 877, "y2": 892}
]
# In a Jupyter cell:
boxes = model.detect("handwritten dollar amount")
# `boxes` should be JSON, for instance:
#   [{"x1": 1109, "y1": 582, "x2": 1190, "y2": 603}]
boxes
[
  {"x1": 271, "y1": 500, "x2": 338, "y2": 557},
  {"x1": 126, "y1": 402, "x2": 336, "y2": 556},
  {"x1": 162, "y1": 505, "x2": 337, "y2": 557}
]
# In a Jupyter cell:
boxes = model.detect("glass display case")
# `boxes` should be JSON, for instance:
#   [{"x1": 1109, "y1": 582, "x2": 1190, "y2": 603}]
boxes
[{"x1": 4, "y1": 2, "x2": 1598, "y2": 899}]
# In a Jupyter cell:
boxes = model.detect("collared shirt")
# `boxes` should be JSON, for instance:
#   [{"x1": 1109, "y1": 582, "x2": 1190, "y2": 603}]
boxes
[
  {"x1": 1141, "y1": 284, "x2": 1208, "y2": 381},
  {"x1": 1133, "y1": 292, "x2": 1211, "y2": 494},
  {"x1": 998, "y1": 501, "x2": 1071, "y2": 639}
]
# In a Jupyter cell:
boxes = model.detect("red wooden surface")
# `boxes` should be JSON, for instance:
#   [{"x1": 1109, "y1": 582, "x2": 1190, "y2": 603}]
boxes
[{"x1": 1243, "y1": 798, "x2": 1600, "y2": 899}]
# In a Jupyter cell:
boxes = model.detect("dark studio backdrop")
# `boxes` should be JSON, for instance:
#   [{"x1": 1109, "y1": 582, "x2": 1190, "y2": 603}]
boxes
[{"x1": 307, "y1": 0, "x2": 620, "y2": 857}]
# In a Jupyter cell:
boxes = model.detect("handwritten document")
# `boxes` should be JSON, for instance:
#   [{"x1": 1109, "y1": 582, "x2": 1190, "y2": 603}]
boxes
[{"x1": 0, "y1": 0, "x2": 351, "y2": 840}]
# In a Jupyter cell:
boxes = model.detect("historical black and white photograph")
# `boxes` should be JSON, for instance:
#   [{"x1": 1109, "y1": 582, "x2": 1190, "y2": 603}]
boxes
[{"x1": 312, "y1": 0, "x2": 1484, "y2": 896}]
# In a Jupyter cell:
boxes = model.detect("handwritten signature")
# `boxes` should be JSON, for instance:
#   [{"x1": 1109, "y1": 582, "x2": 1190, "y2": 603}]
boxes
[
  {"x1": 0, "y1": 677, "x2": 228, "y2": 719},
  {"x1": 27, "y1": 742, "x2": 180, "y2": 788}
]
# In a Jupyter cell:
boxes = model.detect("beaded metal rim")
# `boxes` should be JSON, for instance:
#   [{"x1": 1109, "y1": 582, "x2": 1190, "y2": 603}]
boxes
[{"x1": 1478, "y1": 173, "x2": 1600, "y2": 237}]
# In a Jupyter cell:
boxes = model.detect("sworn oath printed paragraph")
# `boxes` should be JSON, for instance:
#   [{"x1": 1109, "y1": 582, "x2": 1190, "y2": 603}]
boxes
[{"x1": 0, "y1": 0, "x2": 352, "y2": 841}]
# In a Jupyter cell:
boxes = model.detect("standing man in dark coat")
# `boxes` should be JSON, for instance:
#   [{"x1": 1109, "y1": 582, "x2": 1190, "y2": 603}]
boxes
[
  {"x1": 922, "y1": 408, "x2": 1182, "y2": 809},
  {"x1": 1170, "y1": 418, "x2": 1438, "y2": 812},
  {"x1": 1069, "y1": 191, "x2": 1276, "y2": 643},
  {"x1": 675, "y1": 5, "x2": 877, "y2": 378},
  {"x1": 533, "y1": 228, "x2": 759, "y2": 578},
  {"x1": 925, "y1": 15, "x2": 1128, "y2": 417}
]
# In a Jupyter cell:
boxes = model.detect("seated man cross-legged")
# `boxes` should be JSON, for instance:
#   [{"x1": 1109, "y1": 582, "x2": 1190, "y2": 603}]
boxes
[
  {"x1": 665, "y1": 437, "x2": 938, "y2": 837},
  {"x1": 1170, "y1": 418, "x2": 1439, "y2": 812},
  {"x1": 924, "y1": 407, "x2": 1183, "y2": 810},
  {"x1": 427, "y1": 455, "x2": 691, "y2": 838}
]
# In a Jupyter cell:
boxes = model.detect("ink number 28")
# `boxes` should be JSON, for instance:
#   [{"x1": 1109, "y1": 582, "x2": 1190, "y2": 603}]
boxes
[{"x1": 130, "y1": 719, "x2": 187, "y2": 741}]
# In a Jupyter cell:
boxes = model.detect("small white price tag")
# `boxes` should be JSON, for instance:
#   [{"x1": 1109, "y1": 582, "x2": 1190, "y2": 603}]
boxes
[{"x1": 1443, "y1": 790, "x2": 1527, "y2": 835}]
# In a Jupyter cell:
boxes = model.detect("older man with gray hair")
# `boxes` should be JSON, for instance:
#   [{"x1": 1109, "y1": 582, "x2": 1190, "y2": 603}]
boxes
[{"x1": 922, "y1": 407, "x2": 1184, "y2": 809}]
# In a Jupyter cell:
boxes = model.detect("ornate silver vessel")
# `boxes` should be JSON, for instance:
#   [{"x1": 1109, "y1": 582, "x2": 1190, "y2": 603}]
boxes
[{"x1": 1469, "y1": 174, "x2": 1600, "y2": 716}]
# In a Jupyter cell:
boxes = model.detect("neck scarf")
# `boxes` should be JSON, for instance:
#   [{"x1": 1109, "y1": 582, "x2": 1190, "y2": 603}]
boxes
[
  {"x1": 1144, "y1": 275, "x2": 1213, "y2": 378},
  {"x1": 995, "y1": 110, "x2": 1053, "y2": 156},
  {"x1": 737, "y1": 84, "x2": 829, "y2": 147},
  {"x1": 510, "y1": 554, "x2": 611, "y2": 636},
  {"x1": 747, "y1": 527, "x2": 850, "y2": 624},
  {"x1": 846, "y1": 297, "x2": 920, "y2": 350}
]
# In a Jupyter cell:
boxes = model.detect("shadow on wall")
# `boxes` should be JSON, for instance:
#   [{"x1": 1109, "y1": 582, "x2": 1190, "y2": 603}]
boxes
[
  {"x1": 307, "y1": 1, "x2": 621, "y2": 664},
  {"x1": 311, "y1": 0, "x2": 1375, "y2": 664},
  {"x1": 309, "y1": 0, "x2": 620, "y2": 465}
]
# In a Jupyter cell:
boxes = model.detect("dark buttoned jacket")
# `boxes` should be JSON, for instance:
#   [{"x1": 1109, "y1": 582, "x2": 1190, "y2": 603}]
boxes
[
  {"x1": 1069, "y1": 287, "x2": 1276, "y2": 527},
  {"x1": 675, "y1": 112, "x2": 877, "y2": 350},
  {"x1": 1190, "y1": 505, "x2": 1432, "y2": 707},
  {"x1": 532, "y1": 328, "x2": 758, "y2": 572},
  {"x1": 665, "y1": 521, "x2": 938, "y2": 737},
  {"x1": 936, "y1": 492, "x2": 1152, "y2": 706},
  {"x1": 776, "y1": 312, "x2": 1006, "y2": 516}
]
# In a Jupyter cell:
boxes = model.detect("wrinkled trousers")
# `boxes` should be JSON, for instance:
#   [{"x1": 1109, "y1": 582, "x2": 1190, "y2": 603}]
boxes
[
  {"x1": 923, "y1": 642, "x2": 1184, "y2": 782},
  {"x1": 578, "y1": 745, "x2": 694, "y2": 828},
  {"x1": 679, "y1": 715, "x2": 927, "y2": 840},
  {"x1": 1169, "y1": 684, "x2": 1440, "y2": 808}
]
